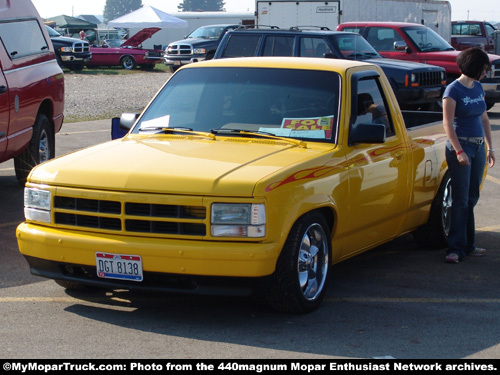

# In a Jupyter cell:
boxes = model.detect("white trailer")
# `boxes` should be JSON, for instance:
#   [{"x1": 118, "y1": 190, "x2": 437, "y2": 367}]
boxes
[
  {"x1": 135, "y1": 11, "x2": 255, "y2": 49},
  {"x1": 255, "y1": 0, "x2": 452, "y2": 41}
]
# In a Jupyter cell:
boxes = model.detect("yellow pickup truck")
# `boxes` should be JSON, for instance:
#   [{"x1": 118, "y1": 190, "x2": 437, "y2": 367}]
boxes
[{"x1": 17, "y1": 57, "x2": 452, "y2": 313}]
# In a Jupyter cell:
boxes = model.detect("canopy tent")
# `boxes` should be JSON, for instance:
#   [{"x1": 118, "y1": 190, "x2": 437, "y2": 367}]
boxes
[
  {"x1": 108, "y1": 6, "x2": 188, "y2": 29},
  {"x1": 48, "y1": 14, "x2": 97, "y2": 35}
]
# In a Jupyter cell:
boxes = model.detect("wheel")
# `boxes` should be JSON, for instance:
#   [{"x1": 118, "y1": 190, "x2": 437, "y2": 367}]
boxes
[
  {"x1": 14, "y1": 114, "x2": 54, "y2": 186},
  {"x1": 69, "y1": 63, "x2": 84, "y2": 72},
  {"x1": 266, "y1": 211, "x2": 331, "y2": 313},
  {"x1": 120, "y1": 55, "x2": 136, "y2": 70},
  {"x1": 168, "y1": 66, "x2": 179, "y2": 73},
  {"x1": 486, "y1": 102, "x2": 495, "y2": 111},
  {"x1": 412, "y1": 171, "x2": 452, "y2": 248}
]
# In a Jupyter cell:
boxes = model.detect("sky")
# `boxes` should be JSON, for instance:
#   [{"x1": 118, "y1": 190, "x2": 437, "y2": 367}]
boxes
[{"x1": 31, "y1": 0, "x2": 499, "y2": 22}]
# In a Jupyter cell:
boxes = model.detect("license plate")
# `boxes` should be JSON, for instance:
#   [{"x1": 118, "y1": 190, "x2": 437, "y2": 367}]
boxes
[
  {"x1": 95, "y1": 252, "x2": 143, "y2": 282},
  {"x1": 173, "y1": 60, "x2": 181, "y2": 65}
]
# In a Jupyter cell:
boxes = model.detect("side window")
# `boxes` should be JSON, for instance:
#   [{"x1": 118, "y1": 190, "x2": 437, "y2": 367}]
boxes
[
  {"x1": 366, "y1": 27, "x2": 400, "y2": 52},
  {"x1": 0, "y1": 19, "x2": 48, "y2": 59},
  {"x1": 299, "y1": 37, "x2": 333, "y2": 57},
  {"x1": 485, "y1": 24, "x2": 496, "y2": 38},
  {"x1": 340, "y1": 27, "x2": 362, "y2": 34},
  {"x1": 353, "y1": 78, "x2": 394, "y2": 137},
  {"x1": 262, "y1": 36, "x2": 294, "y2": 56},
  {"x1": 221, "y1": 34, "x2": 261, "y2": 57}
]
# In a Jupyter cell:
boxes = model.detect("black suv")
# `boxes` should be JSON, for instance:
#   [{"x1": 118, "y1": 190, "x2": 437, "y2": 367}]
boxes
[
  {"x1": 214, "y1": 28, "x2": 447, "y2": 110},
  {"x1": 46, "y1": 25, "x2": 91, "y2": 71},
  {"x1": 164, "y1": 24, "x2": 240, "y2": 72}
]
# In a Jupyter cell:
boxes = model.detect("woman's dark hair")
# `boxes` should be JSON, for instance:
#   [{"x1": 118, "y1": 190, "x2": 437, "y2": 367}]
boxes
[{"x1": 456, "y1": 47, "x2": 491, "y2": 80}]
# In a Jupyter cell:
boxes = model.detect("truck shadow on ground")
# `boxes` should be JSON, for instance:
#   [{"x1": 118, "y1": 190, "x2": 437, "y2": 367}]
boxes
[{"x1": 63, "y1": 232, "x2": 500, "y2": 359}]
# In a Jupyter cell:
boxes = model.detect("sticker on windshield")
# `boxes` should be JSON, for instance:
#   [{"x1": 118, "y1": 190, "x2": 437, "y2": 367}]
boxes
[{"x1": 281, "y1": 116, "x2": 333, "y2": 138}]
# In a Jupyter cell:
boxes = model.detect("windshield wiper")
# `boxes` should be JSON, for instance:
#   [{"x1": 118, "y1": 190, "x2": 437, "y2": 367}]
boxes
[
  {"x1": 210, "y1": 128, "x2": 307, "y2": 148},
  {"x1": 139, "y1": 127, "x2": 215, "y2": 139}
]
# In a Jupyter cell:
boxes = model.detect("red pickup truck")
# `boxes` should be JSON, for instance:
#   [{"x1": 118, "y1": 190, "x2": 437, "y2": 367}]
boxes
[
  {"x1": 337, "y1": 21, "x2": 500, "y2": 110},
  {"x1": 451, "y1": 20, "x2": 498, "y2": 53},
  {"x1": 0, "y1": 0, "x2": 64, "y2": 185}
]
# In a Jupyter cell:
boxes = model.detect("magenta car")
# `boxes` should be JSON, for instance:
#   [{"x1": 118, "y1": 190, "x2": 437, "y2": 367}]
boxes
[{"x1": 87, "y1": 27, "x2": 164, "y2": 70}]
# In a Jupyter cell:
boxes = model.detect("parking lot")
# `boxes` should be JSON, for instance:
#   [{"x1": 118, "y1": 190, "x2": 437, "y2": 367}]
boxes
[{"x1": 0, "y1": 106, "x2": 499, "y2": 359}]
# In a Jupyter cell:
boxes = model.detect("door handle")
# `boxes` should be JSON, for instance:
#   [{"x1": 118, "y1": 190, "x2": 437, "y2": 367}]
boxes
[{"x1": 0, "y1": 85, "x2": 7, "y2": 94}]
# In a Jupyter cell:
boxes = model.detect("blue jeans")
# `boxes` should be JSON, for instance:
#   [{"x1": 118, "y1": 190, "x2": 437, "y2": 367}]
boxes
[{"x1": 445, "y1": 140, "x2": 486, "y2": 258}]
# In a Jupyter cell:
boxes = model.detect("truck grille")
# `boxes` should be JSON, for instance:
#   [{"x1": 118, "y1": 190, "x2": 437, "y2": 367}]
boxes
[
  {"x1": 167, "y1": 44, "x2": 193, "y2": 56},
  {"x1": 415, "y1": 71, "x2": 443, "y2": 86},
  {"x1": 53, "y1": 194, "x2": 207, "y2": 236},
  {"x1": 72, "y1": 41, "x2": 90, "y2": 53}
]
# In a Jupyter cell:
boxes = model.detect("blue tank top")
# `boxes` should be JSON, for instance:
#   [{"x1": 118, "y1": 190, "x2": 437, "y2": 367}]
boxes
[{"x1": 443, "y1": 80, "x2": 485, "y2": 137}]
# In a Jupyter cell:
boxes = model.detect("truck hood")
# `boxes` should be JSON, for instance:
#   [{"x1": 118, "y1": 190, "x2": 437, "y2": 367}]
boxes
[
  {"x1": 121, "y1": 27, "x2": 161, "y2": 47},
  {"x1": 29, "y1": 137, "x2": 331, "y2": 196},
  {"x1": 366, "y1": 57, "x2": 442, "y2": 71},
  {"x1": 172, "y1": 38, "x2": 215, "y2": 47}
]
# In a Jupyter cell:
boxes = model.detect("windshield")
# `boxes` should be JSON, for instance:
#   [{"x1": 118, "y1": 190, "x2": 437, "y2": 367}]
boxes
[
  {"x1": 402, "y1": 26, "x2": 455, "y2": 52},
  {"x1": 329, "y1": 34, "x2": 381, "y2": 59},
  {"x1": 134, "y1": 67, "x2": 340, "y2": 142},
  {"x1": 105, "y1": 39, "x2": 123, "y2": 48},
  {"x1": 46, "y1": 25, "x2": 61, "y2": 37},
  {"x1": 187, "y1": 26, "x2": 228, "y2": 39}
]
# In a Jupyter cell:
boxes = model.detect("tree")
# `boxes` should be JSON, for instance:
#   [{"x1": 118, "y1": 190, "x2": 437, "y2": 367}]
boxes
[
  {"x1": 177, "y1": 0, "x2": 225, "y2": 12},
  {"x1": 104, "y1": 0, "x2": 143, "y2": 23}
]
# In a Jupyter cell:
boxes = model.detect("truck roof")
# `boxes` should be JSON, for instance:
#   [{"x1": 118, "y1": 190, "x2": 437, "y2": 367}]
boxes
[{"x1": 181, "y1": 55, "x2": 376, "y2": 72}]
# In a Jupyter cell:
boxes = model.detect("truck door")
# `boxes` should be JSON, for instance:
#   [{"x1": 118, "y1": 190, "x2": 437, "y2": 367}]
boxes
[
  {"x1": 0, "y1": 66, "x2": 8, "y2": 160},
  {"x1": 342, "y1": 71, "x2": 411, "y2": 256}
]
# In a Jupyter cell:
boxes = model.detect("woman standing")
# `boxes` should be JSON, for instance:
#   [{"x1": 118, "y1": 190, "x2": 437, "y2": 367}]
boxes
[{"x1": 443, "y1": 47, "x2": 496, "y2": 263}]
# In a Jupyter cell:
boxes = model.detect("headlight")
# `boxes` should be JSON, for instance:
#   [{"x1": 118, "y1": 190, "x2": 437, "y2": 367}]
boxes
[
  {"x1": 60, "y1": 47, "x2": 73, "y2": 52},
  {"x1": 193, "y1": 48, "x2": 206, "y2": 54},
  {"x1": 24, "y1": 188, "x2": 51, "y2": 223},
  {"x1": 211, "y1": 203, "x2": 266, "y2": 238}
]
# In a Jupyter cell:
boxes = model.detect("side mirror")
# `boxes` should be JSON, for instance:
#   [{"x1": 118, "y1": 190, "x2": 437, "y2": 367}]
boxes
[
  {"x1": 111, "y1": 113, "x2": 139, "y2": 140},
  {"x1": 394, "y1": 41, "x2": 410, "y2": 53},
  {"x1": 348, "y1": 123, "x2": 386, "y2": 146}
]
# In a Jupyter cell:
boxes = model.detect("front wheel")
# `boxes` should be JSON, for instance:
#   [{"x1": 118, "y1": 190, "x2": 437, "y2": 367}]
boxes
[
  {"x1": 14, "y1": 114, "x2": 54, "y2": 186},
  {"x1": 412, "y1": 171, "x2": 451, "y2": 248},
  {"x1": 266, "y1": 212, "x2": 331, "y2": 313},
  {"x1": 120, "y1": 56, "x2": 136, "y2": 70}
]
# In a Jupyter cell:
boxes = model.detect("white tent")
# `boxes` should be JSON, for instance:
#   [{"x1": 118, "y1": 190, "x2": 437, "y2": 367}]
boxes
[{"x1": 108, "y1": 6, "x2": 188, "y2": 29}]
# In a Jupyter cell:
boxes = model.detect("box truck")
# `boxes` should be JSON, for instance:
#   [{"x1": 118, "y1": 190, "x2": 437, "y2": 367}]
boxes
[{"x1": 255, "y1": 0, "x2": 452, "y2": 41}]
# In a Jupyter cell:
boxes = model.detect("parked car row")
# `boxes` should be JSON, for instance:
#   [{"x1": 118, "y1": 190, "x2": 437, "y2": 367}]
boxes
[
  {"x1": 163, "y1": 21, "x2": 500, "y2": 111},
  {"x1": 47, "y1": 25, "x2": 164, "y2": 71}
]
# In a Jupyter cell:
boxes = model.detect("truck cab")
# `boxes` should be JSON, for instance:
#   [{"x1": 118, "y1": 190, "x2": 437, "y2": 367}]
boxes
[
  {"x1": 451, "y1": 21, "x2": 498, "y2": 53},
  {"x1": 0, "y1": 0, "x2": 64, "y2": 184},
  {"x1": 337, "y1": 21, "x2": 500, "y2": 110}
]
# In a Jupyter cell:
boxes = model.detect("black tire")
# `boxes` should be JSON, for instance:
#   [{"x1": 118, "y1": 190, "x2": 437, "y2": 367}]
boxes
[
  {"x1": 486, "y1": 102, "x2": 495, "y2": 111},
  {"x1": 412, "y1": 171, "x2": 451, "y2": 249},
  {"x1": 168, "y1": 66, "x2": 179, "y2": 73},
  {"x1": 14, "y1": 114, "x2": 54, "y2": 186},
  {"x1": 266, "y1": 211, "x2": 331, "y2": 313},
  {"x1": 120, "y1": 55, "x2": 136, "y2": 70}
]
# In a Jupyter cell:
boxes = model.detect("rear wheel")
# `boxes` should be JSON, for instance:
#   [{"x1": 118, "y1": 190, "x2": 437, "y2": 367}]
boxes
[
  {"x1": 14, "y1": 114, "x2": 54, "y2": 186},
  {"x1": 413, "y1": 171, "x2": 451, "y2": 248},
  {"x1": 266, "y1": 212, "x2": 331, "y2": 313}
]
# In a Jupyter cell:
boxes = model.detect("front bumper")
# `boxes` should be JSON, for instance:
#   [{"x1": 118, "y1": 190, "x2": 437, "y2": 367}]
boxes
[
  {"x1": 481, "y1": 82, "x2": 500, "y2": 103},
  {"x1": 163, "y1": 56, "x2": 206, "y2": 67},
  {"x1": 60, "y1": 54, "x2": 92, "y2": 62},
  {"x1": 17, "y1": 222, "x2": 279, "y2": 280}
]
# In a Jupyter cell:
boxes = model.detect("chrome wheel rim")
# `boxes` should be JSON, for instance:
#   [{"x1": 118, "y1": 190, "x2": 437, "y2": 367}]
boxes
[
  {"x1": 39, "y1": 129, "x2": 50, "y2": 163},
  {"x1": 442, "y1": 179, "x2": 452, "y2": 236},
  {"x1": 297, "y1": 223, "x2": 329, "y2": 301}
]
